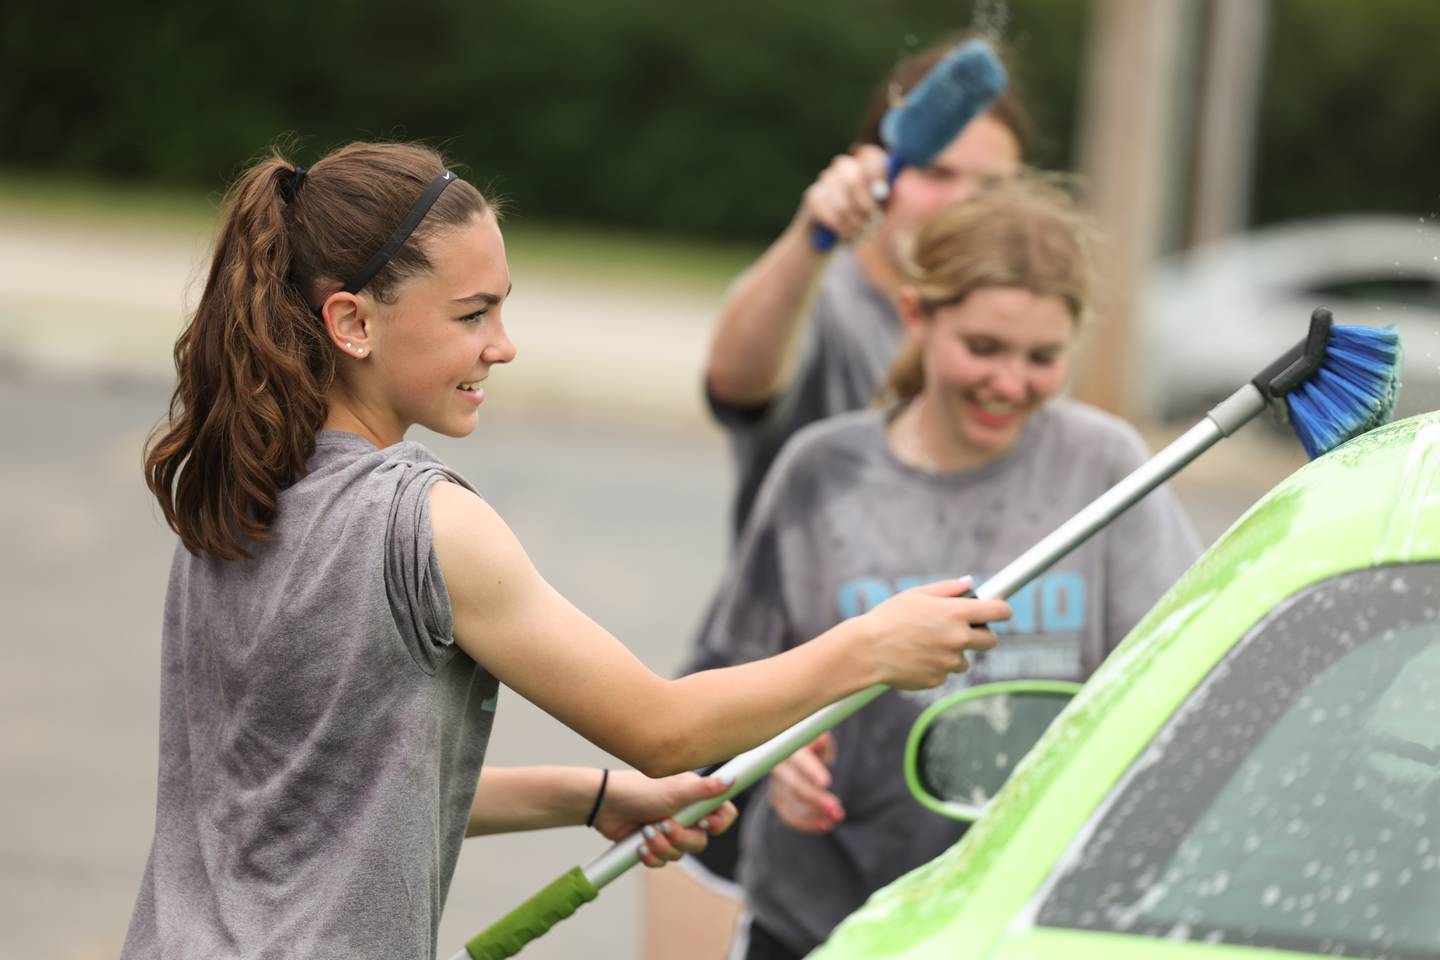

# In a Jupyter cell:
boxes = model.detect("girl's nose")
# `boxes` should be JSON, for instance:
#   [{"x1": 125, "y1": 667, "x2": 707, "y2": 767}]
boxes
[
  {"x1": 483, "y1": 320, "x2": 518, "y2": 365},
  {"x1": 986, "y1": 358, "x2": 1027, "y2": 400}
]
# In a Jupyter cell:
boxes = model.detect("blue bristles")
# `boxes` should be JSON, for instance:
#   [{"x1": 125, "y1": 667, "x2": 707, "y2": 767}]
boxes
[
  {"x1": 1286, "y1": 325, "x2": 1402, "y2": 459},
  {"x1": 879, "y1": 39, "x2": 1007, "y2": 167},
  {"x1": 813, "y1": 39, "x2": 1007, "y2": 253}
]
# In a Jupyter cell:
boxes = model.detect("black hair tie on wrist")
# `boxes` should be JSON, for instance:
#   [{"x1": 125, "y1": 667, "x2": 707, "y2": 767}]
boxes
[
  {"x1": 278, "y1": 165, "x2": 308, "y2": 204},
  {"x1": 586, "y1": 768, "x2": 609, "y2": 828}
]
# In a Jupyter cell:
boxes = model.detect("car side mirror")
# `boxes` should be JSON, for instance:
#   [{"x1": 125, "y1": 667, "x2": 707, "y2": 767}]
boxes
[{"x1": 905, "y1": 680, "x2": 1081, "y2": 822}]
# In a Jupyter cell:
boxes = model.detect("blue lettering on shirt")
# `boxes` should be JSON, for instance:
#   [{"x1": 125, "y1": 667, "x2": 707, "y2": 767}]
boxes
[
  {"x1": 835, "y1": 572, "x2": 1087, "y2": 636},
  {"x1": 1042, "y1": 572, "x2": 1086, "y2": 632}
]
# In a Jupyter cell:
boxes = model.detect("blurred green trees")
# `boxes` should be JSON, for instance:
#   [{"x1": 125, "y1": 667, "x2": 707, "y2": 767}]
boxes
[
  {"x1": 1254, "y1": 0, "x2": 1440, "y2": 225},
  {"x1": 0, "y1": 0, "x2": 1085, "y2": 236},
  {"x1": 1, "y1": 0, "x2": 1434, "y2": 238}
]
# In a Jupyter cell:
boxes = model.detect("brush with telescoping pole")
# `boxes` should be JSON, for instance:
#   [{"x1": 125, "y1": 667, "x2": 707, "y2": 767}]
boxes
[
  {"x1": 811, "y1": 38, "x2": 1008, "y2": 252},
  {"x1": 454, "y1": 308, "x2": 1400, "y2": 960}
]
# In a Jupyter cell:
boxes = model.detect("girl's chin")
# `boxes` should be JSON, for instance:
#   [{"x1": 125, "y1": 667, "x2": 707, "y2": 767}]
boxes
[
  {"x1": 429, "y1": 411, "x2": 482, "y2": 439},
  {"x1": 960, "y1": 409, "x2": 1029, "y2": 451}
]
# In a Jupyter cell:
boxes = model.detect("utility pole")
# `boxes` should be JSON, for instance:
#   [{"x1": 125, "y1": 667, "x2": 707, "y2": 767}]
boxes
[
  {"x1": 1188, "y1": 0, "x2": 1269, "y2": 246},
  {"x1": 1072, "y1": 0, "x2": 1189, "y2": 419}
]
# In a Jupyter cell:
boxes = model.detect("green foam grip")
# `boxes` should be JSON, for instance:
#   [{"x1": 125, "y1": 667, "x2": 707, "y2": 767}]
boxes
[{"x1": 465, "y1": 865, "x2": 599, "y2": 959}]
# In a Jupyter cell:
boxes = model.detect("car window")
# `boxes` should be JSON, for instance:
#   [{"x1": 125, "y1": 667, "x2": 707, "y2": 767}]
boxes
[
  {"x1": 1301, "y1": 276, "x2": 1440, "y2": 309},
  {"x1": 1035, "y1": 565, "x2": 1440, "y2": 958}
]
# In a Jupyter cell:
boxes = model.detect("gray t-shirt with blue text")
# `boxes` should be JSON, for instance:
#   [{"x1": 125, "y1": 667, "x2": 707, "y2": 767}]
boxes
[
  {"x1": 690, "y1": 402, "x2": 1202, "y2": 954},
  {"x1": 123, "y1": 431, "x2": 499, "y2": 960}
]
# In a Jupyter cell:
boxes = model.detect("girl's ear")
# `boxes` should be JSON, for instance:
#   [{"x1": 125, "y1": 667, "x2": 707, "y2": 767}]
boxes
[
  {"x1": 896, "y1": 287, "x2": 930, "y2": 345},
  {"x1": 321, "y1": 291, "x2": 372, "y2": 360}
]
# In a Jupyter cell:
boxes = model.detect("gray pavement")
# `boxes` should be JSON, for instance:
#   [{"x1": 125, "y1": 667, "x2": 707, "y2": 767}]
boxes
[{"x1": 0, "y1": 208, "x2": 1307, "y2": 959}]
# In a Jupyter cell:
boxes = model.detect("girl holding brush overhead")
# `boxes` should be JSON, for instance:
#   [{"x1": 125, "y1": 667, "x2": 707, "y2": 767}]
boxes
[
  {"x1": 691, "y1": 173, "x2": 1202, "y2": 960},
  {"x1": 123, "y1": 140, "x2": 1010, "y2": 959},
  {"x1": 703, "y1": 36, "x2": 1029, "y2": 539}
]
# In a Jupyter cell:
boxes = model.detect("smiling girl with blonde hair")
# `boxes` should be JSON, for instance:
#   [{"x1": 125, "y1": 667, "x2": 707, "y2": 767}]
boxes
[{"x1": 690, "y1": 172, "x2": 1201, "y2": 960}]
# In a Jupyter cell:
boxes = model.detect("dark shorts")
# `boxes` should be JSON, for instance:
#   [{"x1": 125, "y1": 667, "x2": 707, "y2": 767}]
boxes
[{"x1": 742, "y1": 915, "x2": 807, "y2": 960}]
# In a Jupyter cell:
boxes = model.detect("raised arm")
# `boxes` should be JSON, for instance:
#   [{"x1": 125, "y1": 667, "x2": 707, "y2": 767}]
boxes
[
  {"x1": 705, "y1": 145, "x2": 890, "y2": 407},
  {"x1": 429, "y1": 481, "x2": 1005, "y2": 779}
]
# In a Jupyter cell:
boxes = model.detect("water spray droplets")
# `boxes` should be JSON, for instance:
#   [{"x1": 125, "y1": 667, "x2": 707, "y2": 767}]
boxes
[{"x1": 970, "y1": 0, "x2": 1011, "y2": 44}]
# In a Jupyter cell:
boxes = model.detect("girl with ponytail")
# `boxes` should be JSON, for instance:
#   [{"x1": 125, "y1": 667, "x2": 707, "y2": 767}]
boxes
[
  {"x1": 124, "y1": 141, "x2": 1009, "y2": 958},
  {"x1": 690, "y1": 173, "x2": 1203, "y2": 959}
]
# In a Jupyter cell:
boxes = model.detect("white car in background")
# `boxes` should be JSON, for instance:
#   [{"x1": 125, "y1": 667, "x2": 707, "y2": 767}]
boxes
[{"x1": 1138, "y1": 216, "x2": 1440, "y2": 421}]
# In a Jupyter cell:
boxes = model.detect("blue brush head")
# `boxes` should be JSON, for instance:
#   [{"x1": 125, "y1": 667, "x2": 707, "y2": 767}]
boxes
[
  {"x1": 879, "y1": 39, "x2": 1008, "y2": 167},
  {"x1": 1286, "y1": 325, "x2": 1402, "y2": 459}
]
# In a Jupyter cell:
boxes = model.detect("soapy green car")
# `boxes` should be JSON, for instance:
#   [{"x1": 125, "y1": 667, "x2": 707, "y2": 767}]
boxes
[{"x1": 815, "y1": 411, "x2": 1440, "y2": 960}]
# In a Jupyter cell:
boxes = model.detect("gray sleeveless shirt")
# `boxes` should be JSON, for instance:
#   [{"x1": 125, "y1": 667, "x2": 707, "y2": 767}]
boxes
[{"x1": 123, "y1": 431, "x2": 499, "y2": 960}]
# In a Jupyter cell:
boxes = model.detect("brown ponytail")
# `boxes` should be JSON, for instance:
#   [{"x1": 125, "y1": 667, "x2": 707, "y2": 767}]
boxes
[
  {"x1": 144, "y1": 142, "x2": 490, "y2": 560},
  {"x1": 880, "y1": 170, "x2": 1096, "y2": 406}
]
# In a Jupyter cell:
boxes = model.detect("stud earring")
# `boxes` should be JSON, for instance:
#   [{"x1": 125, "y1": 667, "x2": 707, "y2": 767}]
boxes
[
  {"x1": 345, "y1": 342, "x2": 353, "y2": 349},
  {"x1": 356, "y1": 347, "x2": 366, "y2": 356}
]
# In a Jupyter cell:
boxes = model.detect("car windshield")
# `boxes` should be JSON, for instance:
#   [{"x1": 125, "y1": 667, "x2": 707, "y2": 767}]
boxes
[{"x1": 1035, "y1": 564, "x2": 1440, "y2": 958}]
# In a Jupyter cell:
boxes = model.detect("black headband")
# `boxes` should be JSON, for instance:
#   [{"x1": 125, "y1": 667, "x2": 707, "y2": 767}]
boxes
[{"x1": 341, "y1": 169, "x2": 458, "y2": 295}]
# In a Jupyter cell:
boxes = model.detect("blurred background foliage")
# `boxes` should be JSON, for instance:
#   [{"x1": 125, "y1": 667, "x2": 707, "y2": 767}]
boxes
[
  {"x1": 0, "y1": 0, "x2": 1435, "y2": 239},
  {"x1": 4, "y1": 0, "x2": 1081, "y2": 237},
  {"x1": 1256, "y1": 0, "x2": 1440, "y2": 224}
]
